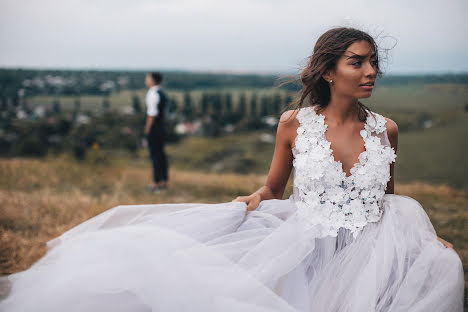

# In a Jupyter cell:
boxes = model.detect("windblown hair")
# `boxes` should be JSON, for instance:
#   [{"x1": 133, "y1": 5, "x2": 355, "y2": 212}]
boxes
[{"x1": 277, "y1": 26, "x2": 389, "y2": 122}]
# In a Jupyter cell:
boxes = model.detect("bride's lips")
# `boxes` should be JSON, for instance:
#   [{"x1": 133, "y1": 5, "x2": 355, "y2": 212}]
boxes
[
  {"x1": 359, "y1": 82, "x2": 374, "y2": 91},
  {"x1": 360, "y1": 85, "x2": 374, "y2": 91}
]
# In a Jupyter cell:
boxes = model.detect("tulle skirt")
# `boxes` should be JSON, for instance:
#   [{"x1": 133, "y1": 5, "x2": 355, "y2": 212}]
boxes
[{"x1": 0, "y1": 194, "x2": 464, "y2": 311}]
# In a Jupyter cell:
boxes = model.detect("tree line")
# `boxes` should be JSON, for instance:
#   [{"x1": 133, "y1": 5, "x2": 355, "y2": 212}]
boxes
[{"x1": 0, "y1": 88, "x2": 293, "y2": 160}]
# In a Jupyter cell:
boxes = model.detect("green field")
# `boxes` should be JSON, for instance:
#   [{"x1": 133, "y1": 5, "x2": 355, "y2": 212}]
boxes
[
  {"x1": 161, "y1": 121, "x2": 468, "y2": 190},
  {"x1": 28, "y1": 83, "x2": 468, "y2": 190},
  {"x1": 28, "y1": 87, "x2": 292, "y2": 115},
  {"x1": 361, "y1": 83, "x2": 468, "y2": 112},
  {"x1": 29, "y1": 83, "x2": 468, "y2": 112}
]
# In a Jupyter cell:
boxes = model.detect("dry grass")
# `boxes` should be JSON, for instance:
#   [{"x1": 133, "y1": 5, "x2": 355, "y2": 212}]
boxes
[
  {"x1": 0, "y1": 156, "x2": 267, "y2": 274},
  {"x1": 0, "y1": 156, "x2": 466, "y2": 304}
]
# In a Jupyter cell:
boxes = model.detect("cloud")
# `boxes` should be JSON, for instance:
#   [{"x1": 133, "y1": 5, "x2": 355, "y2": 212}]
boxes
[{"x1": 0, "y1": 0, "x2": 466, "y2": 73}]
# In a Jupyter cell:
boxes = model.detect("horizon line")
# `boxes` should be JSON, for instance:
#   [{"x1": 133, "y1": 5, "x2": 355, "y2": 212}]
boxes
[{"x1": 1, "y1": 65, "x2": 467, "y2": 76}]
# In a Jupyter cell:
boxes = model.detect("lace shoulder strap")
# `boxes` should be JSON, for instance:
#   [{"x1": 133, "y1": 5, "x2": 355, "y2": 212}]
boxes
[
  {"x1": 292, "y1": 107, "x2": 325, "y2": 154},
  {"x1": 365, "y1": 111, "x2": 392, "y2": 148},
  {"x1": 295, "y1": 107, "x2": 393, "y2": 149},
  {"x1": 364, "y1": 110, "x2": 386, "y2": 133},
  {"x1": 296, "y1": 106, "x2": 320, "y2": 126}
]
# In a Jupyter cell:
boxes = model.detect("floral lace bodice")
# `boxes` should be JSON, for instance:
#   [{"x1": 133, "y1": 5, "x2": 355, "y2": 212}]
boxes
[{"x1": 291, "y1": 106, "x2": 397, "y2": 239}]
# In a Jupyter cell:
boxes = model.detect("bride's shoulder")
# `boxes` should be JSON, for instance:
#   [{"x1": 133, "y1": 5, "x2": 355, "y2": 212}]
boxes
[
  {"x1": 368, "y1": 111, "x2": 398, "y2": 134},
  {"x1": 278, "y1": 108, "x2": 301, "y2": 127},
  {"x1": 381, "y1": 115, "x2": 398, "y2": 137},
  {"x1": 279, "y1": 106, "x2": 315, "y2": 125},
  {"x1": 376, "y1": 113, "x2": 399, "y2": 150},
  {"x1": 276, "y1": 109, "x2": 302, "y2": 147}
]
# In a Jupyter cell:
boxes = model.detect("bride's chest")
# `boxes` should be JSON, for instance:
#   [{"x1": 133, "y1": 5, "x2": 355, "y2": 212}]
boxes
[
  {"x1": 292, "y1": 134, "x2": 391, "y2": 189},
  {"x1": 291, "y1": 107, "x2": 396, "y2": 192}
]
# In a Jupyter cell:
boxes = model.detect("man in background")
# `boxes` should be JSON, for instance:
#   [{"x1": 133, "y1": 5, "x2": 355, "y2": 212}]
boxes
[{"x1": 144, "y1": 72, "x2": 169, "y2": 192}]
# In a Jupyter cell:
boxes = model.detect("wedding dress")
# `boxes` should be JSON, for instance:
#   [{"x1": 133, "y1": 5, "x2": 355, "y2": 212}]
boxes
[{"x1": 0, "y1": 107, "x2": 464, "y2": 311}]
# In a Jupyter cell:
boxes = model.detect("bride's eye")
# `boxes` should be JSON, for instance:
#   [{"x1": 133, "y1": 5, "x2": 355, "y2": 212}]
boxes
[{"x1": 352, "y1": 61, "x2": 362, "y2": 66}]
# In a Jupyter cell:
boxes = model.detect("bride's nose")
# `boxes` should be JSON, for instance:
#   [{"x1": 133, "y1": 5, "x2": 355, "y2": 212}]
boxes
[{"x1": 364, "y1": 60, "x2": 377, "y2": 78}]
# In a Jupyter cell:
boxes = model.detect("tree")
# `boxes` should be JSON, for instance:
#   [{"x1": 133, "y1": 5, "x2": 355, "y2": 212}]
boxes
[
  {"x1": 132, "y1": 94, "x2": 142, "y2": 114},
  {"x1": 211, "y1": 92, "x2": 222, "y2": 115},
  {"x1": 272, "y1": 93, "x2": 282, "y2": 115},
  {"x1": 12, "y1": 93, "x2": 19, "y2": 108},
  {"x1": 72, "y1": 97, "x2": 81, "y2": 121},
  {"x1": 22, "y1": 98, "x2": 32, "y2": 115},
  {"x1": 250, "y1": 92, "x2": 258, "y2": 118},
  {"x1": 260, "y1": 95, "x2": 269, "y2": 117},
  {"x1": 52, "y1": 98, "x2": 61, "y2": 114},
  {"x1": 183, "y1": 91, "x2": 193, "y2": 119},
  {"x1": 201, "y1": 93, "x2": 209, "y2": 115},
  {"x1": 74, "y1": 97, "x2": 81, "y2": 112},
  {"x1": 284, "y1": 94, "x2": 293, "y2": 110},
  {"x1": 102, "y1": 97, "x2": 110, "y2": 111},
  {"x1": 0, "y1": 96, "x2": 6, "y2": 110},
  {"x1": 238, "y1": 93, "x2": 247, "y2": 116},
  {"x1": 168, "y1": 97, "x2": 179, "y2": 115},
  {"x1": 224, "y1": 92, "x2": 232, "y2": 114}
]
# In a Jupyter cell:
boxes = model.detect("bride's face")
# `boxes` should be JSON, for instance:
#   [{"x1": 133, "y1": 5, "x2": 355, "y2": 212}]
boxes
[{"x1": 328, "y1": 40, "x2": 377, "y2": 99}]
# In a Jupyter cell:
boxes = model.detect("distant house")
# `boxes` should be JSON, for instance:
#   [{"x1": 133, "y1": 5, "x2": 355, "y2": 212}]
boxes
[
  {"x1": 76, "y1": 114, "x2": 90, "y2": 125},
  {"x1": 100, "y1": 80, "x2": 116, "y2": 93},
  {"x1": 34, "y1": 106, "x2": 46, "y2": 118},
  {"x1": 121, "y1": 106, "x2": 134, "y2": 115},
  {"x1": 261, "y1": 116, "x2": 278, "y2": 127},
  {"x1": 16, "y1": 109, "x2": 27, "y2": 119},
  {"x1": 175, "y1": 120, "x2": 203, "y2": 135}
]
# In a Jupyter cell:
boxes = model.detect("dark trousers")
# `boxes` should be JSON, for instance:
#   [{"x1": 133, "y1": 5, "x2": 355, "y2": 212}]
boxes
[{"x1": 146, "y1": 123, "x2": 168, "y2": 184}]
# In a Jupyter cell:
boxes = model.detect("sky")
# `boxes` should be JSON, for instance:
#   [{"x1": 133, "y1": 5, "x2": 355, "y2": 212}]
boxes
[{"x1": 0, "y1": 0, "x2": 467, "y2": 75}]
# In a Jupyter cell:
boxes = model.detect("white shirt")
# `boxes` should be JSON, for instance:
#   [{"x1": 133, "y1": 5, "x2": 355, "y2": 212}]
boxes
[{"x1": 146, "y1": 85, "x2": 160, "y2": 117}]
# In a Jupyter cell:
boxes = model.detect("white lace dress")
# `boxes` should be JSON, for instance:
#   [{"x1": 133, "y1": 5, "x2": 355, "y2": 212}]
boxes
[{"x1": 0, "y1": 107, "x2": 464, "y2": 312}]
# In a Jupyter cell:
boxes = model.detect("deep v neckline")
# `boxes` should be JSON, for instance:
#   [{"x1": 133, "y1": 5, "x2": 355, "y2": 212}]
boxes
[{"x1": 311, "y1": 107, "x2": 370, "y2": 179}]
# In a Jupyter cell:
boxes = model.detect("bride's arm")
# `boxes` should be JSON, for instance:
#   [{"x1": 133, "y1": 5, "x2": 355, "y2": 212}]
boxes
[
  {"x1": 385, "y1": 117, "x2": 398, "y2": 195},
  {"x1": 232, "y1": 110, "x2": 297, "y2": 211}
]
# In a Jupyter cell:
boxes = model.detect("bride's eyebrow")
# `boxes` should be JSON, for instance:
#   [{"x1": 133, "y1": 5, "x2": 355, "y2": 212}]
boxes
[{"x1": 345, "y1": 52, "x2": 377, "y2": 60}]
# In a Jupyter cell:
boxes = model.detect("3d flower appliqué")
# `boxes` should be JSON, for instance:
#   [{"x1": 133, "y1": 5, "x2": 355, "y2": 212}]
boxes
[{"x1": 292, "y1": 106, "x2": 397, "y2": 239}]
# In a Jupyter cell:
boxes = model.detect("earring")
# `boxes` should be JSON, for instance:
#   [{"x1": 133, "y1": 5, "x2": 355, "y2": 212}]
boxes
[{"x1": 329, "y1": 79, "x2": 333, "y2": 83}]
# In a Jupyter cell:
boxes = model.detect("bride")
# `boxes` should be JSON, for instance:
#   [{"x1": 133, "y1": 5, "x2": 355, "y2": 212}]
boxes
[{"x1": 0, "y1": 27, "x2": 464, "y2": 311}]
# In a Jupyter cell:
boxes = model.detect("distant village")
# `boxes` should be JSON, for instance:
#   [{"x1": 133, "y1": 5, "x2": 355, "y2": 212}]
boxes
[{"x1": 0, "y1": 71, "x2": 290, "y2": 159}]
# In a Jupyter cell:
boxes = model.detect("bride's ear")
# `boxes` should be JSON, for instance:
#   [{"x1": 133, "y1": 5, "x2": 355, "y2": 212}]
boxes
[{"x1": 322, "y1": 70, "x2": 333, "y2": 83}]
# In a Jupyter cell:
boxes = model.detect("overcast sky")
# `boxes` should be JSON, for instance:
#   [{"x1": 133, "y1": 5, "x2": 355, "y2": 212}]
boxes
[{"x1": 0, "y1": 0, "x2": 467, "y2": 75}]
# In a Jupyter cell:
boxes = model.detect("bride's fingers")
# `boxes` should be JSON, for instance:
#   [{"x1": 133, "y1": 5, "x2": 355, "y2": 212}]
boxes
[
  {"x1": 246, "y1": 204, "x2": 257, "y2": 212},
  {"x1": 246, "y1": 199, "x2": 261, "y2": 212},
  {"x1": 232, "y1": 196, "x2": 248, "y2": 202},
  {"x1": 444, "y1": 243, "x2": 453, "y2": 249},
  {"x1": 438, "y1": 237, "x2": 454, "y2": 249}
]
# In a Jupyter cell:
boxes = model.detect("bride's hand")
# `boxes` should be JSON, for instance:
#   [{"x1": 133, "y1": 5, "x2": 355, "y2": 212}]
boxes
[
  {"x1": 437, "y1": 236, "x2": 454, "y2": 249},
  {"x1": 232, "y1": 193, "x2": 262, "y2": 212}
]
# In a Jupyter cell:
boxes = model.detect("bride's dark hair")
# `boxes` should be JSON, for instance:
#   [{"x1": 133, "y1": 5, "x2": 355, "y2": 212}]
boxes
[{"x1": 277, "y1": 26, "x2": 389, "y2": 122}]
